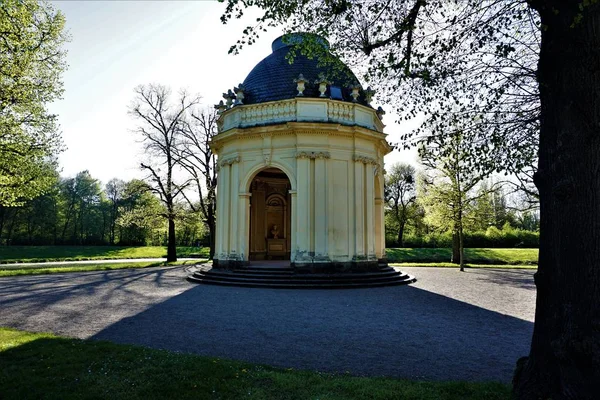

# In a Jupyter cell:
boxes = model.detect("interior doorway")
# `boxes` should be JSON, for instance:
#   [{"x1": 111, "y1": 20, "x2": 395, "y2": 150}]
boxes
[{"x1": 249, "y1": 168, "x2": 292, "y2": 261}]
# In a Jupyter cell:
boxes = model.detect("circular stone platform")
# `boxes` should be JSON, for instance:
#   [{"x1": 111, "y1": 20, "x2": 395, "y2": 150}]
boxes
[{"x1": 187, "y1": 262, "x2": 415, "y2": 289}]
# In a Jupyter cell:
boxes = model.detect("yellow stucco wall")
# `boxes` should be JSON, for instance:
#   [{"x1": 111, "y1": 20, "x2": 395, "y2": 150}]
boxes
[{"x1": 212, "y1": 98, "x2": 391, "y2": 269}]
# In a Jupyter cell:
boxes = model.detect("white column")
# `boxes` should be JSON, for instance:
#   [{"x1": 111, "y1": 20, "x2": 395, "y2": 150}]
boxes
[
  {"x1": 228, "y1": 162, "x2": 240, "y2": 259},
  {"x1": 289, "y1": 190, "x2": 297, "y2": 262},
  {"x1": 314, "y1": 157, "x2": 328, "y2": 260},
  {"x1": 354, "y1": 161, "x2": 365, "y2": 257},
  {"x1": 365, "y1": 164, "x2": 376, "y2": 259},
  {"x1": 375, "y1": 174, "x2": 385, "y2": 259},
  {"x1": 215, "y1": 164, "x2": 228, "y2": 259},
  {"x1": 220, "y1": 164, "x2": 231, "y2": 256},
  {"x1": 375, "y1": 197, "x2": 384, "y2": 259},
  {"x1": 296, "y1": 156, "x2": 311, "y2": 261},
  {"x1": 238, "y1": 192, "x2": 251, "y2": 262}
]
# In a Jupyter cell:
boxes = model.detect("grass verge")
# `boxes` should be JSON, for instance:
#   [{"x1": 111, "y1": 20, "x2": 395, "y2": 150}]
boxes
[
  {"x1": 0, "y1": 327, "x2": 510, "y2": 400},
  {"x1": 0, "y1": 260, "x2": 201, "y2": 277},
  {"x1": 390, "y1": 263, "x2": 537, "y2": 270},
  {"x1": 385, "y1": 248, "x2": 538, "y2": 265},
  {"x1": 0, "y1": 246, "x2": 209, "y2": 264}
]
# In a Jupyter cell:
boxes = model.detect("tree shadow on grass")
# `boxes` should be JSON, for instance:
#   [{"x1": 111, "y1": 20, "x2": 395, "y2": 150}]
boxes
[{"x1": 89, "y1": 283, "x2": 532, "y2": 383}]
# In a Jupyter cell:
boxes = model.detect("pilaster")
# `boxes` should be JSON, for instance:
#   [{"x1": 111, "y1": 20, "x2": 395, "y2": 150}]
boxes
[
  {"x1": 314, "y1": 156, "x2": 329, "y2": 261},
  {"x1": 295, "y1": 155, "x2": 312, "y2": 263},
  {"x1": 365, "y1": 164, "x2": 376, "y2": 259},
  {"x1": 354, "y1": 161, "x2": 365, "y2": 258}
]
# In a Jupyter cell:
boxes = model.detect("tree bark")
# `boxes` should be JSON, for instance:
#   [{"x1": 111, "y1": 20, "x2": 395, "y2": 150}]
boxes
[
  {"x1": 451, "y1": 230, "x2": 460, "y2": 263},
  {"x1": 513, "y1": 3, "x2": 600, "y2": 398},
  {"x1": 208, "y1": 221, "x2": 216, "y2": 259},
  {"x1": 398, "y1": 219, "x2": 406, "y2": 247},
  {"x1": 167, "y1": 217, "x2": 177, "y2": 262}
]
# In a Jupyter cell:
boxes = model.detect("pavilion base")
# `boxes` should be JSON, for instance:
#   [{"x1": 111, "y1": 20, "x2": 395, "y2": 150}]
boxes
[{"x1": 188, "y1": 262, "x2": 416, "y2": 289}]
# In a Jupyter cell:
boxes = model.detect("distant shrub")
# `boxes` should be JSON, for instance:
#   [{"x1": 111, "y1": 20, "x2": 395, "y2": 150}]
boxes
[{"x1": 387, "y1": 228, "x2": 539, "y2": 248}]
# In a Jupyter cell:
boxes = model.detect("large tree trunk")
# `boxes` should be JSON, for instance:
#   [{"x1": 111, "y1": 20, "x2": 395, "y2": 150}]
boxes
[
  {"x1": 451, "y1": 230, "x2": 460, "y2": 263},
  {"x1": 208, "y1": 221, "x2": 216, "y2": 260},
  {"x1": 167, "y1": 217, "x2": 177, "y2": 262},
  {"x1": 397, "y1": 219, "x2": 406, "y2": 247},
  {"x1": 514, "y1": 3, "x2": 600, "y2": 398}
]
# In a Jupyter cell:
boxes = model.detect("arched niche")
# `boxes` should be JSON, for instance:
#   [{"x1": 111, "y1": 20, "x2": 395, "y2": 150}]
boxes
[{"x1": 248, "y1": 168, "x2": 292, "y2": 261}]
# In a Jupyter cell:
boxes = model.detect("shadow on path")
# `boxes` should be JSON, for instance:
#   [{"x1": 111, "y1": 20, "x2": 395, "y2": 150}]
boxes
[{"x1": 90, "y1": 283, "x2": 532, "y2": 383}]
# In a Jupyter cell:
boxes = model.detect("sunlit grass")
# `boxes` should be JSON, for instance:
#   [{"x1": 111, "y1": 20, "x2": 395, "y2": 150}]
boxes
[
  {"x1": 0, "y1": 260, "x2": 201, "y2": 277},
  {"x1": 0, "y1": 327, "x2": 511, "y2": 400},
  {"x1": 385, "y1": 248, "x2": 538, "y2": 265},
  {"x1": 0, "y1": 246, "x2": 209, "y2": 263}
]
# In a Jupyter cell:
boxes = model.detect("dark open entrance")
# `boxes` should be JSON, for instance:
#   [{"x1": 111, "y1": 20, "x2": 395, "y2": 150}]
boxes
[{"x1": 249, "y1": 168, "x2": 292, "y2": 261}]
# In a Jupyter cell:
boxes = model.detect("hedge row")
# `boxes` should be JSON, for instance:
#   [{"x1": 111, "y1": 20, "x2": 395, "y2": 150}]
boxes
[{"x1": 386, "y1": 227, "x2": 539, "y2": 248}]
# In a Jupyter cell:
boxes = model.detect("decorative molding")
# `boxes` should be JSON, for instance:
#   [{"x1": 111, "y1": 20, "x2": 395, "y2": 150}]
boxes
[
  {"x1": 296, "y1": 151, "x2": 331, "y2": 159},
  {"x1": 219, "y1": 155, "x2": 241, "y2": 167},
  {"x1": 353, "y1": 155, "x2": 378, "y2": 165}
]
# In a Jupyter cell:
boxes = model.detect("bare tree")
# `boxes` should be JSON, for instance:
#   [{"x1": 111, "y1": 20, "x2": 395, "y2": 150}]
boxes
[
  {"x1": 177, "y1": 108, "x2": 218, "y2": 259},
  {"x1": 129, "y1": 84, "x2": 200, "y2": 262}
]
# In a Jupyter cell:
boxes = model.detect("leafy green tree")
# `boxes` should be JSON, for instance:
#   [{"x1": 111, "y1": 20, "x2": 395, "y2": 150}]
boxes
[
  {"x1": 0, "y1": 0, "x2": 68, "y2": 206},
  {"x1": 467, "y1": 181, "x2": 495, "y2": 232},
  {"x1": 105, "y1": 179, "x2": 126, "y2": 245},
  {"x1": 419, "y1": 131, "x2": 496, "y2": 270},
  {"x1": 384, "y1": 163, "x2": 416, "y2": 247},
  {"x1": 116, "y1": 179, "x2": 164, "y2": 246}
]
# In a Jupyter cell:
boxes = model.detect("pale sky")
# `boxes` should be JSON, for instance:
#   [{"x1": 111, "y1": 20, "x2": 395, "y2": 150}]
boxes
[{"x1": 50, "y1": 1, "x2": 417, "y2": 186}]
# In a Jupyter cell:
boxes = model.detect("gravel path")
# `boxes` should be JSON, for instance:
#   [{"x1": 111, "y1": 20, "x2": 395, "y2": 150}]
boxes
[{"x1": 0, "y1": 266, "x2": 535, "y2": 383}]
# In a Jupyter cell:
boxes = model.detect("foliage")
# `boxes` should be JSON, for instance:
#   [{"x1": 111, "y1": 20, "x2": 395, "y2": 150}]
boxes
[
  {"x1": 386, "y1": 226, "x2": 539, "y2": 249},
  {"x1": 384, "y1": 162, "x2": 417, "y2": 247},
  {"x1": 0, "y1": 170, "x2": 208, "y2": 247},
  {"x1": 0, "y1": 327, "x2": 511, "y2": 400},
  {"x1": 384, "y1": 247, "x2": 538, "y2": 265},
  {"x1": 0, "y1": 0, "x2": 68, "y2": 206}
]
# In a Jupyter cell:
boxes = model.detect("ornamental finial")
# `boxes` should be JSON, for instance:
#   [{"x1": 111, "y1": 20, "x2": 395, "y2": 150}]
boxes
[
  {"x1": 314, "y1": 73, "x2": 332, "y2": 97},
  {"x1": 234, "y1": 84, "x2": 245, "y2": 105},
  {"x1": 349, "y1": 83, "x2": 362, "y2": 103},
  {"x1": 293, "y1": 73, "x2": 308, "y2": 96}
]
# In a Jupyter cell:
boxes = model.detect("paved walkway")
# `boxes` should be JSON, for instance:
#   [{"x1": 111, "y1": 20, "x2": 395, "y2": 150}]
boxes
[{"x1": 0, "y1": 266, "x2": 536, "y2": 383}]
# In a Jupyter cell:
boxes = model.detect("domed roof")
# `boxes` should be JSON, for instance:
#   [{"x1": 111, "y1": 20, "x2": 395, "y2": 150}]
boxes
[{"x1": 241, "y1": 33, "x2": 368, "y2": 106}]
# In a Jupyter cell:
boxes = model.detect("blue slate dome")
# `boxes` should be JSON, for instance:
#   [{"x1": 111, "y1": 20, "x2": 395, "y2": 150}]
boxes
[{"x1": 241, "y1": 33, "x2": 367, "y2": 106}]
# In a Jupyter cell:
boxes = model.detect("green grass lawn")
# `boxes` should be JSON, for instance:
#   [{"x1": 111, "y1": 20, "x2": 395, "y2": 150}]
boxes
[
  {"x1": 0, "y1": 327, "x2": 510, "y2": 400},
  {"x1": 0, "y1": 245, "x2": 209, "y2": 264},
  {"x1": 0, "y1": 260, "x2": 200, "y2": 277},
  {"x1": 385, "y1": 248, "x2": 538, "y2": 265}
]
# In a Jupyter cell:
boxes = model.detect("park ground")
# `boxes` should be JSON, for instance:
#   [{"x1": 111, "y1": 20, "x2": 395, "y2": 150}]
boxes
[
  {"x1": 0, "y1": 264, "x2": 535, "y2": 399},
  {"x1": 0, "y1": 246, "x2": 538, "y2": 275}
]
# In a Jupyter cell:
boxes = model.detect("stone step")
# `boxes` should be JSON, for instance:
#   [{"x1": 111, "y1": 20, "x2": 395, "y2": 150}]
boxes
[
  {"x1": 192, "y1": 272, "x2": 411, "y2": 284},
  {"x1": 187, "y1": 267, "x2": 416, "y2": 289},
  {"x1": 199, "y1": 268, "x2": 403, "y2": 281},
  {"x1": 187, "y1": 274, "x2": 415, "y2": 289}
]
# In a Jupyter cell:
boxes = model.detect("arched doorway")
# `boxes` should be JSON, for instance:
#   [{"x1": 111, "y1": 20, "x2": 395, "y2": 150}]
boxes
[{"x1": 248, "y1": 168, "x2": 292, "y2": 261}]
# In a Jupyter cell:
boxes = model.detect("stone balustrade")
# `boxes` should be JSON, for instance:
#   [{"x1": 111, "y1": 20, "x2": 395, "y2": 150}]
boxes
[{"x1": 219, "y1": 98, "x2": 384, "y2": 133}]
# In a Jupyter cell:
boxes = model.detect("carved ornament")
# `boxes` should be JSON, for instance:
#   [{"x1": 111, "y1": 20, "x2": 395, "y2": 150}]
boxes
[
  {"x1": 296, "y1": 151, "x2": 331, "y2": 159},
  {"x1": 219, "y1": 156, "x2": 241, "y2": 167},
  {"x1": 353, "y1": 155, "x2": 378, "y2": 165}
]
